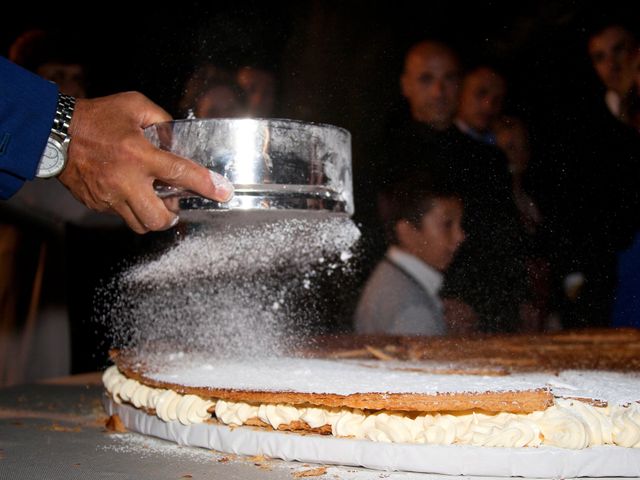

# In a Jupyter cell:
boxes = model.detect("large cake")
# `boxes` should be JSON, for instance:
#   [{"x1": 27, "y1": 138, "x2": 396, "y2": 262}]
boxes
[{"x1": 102, "y1": 329, "x2": 640, "y2": 476}]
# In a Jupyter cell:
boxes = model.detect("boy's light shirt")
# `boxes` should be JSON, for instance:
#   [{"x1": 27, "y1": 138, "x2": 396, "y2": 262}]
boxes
[{"x1": 387, "y1": 246, "x2": 443, "y2": 311}]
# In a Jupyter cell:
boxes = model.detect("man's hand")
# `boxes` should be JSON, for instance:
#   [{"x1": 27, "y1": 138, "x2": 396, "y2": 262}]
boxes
[{"x1": 58, "y1": 92, "x2": 234, "y2": 233}]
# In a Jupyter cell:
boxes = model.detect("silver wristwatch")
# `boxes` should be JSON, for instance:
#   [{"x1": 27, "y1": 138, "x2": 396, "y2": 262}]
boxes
[{"x1": 37, "y1": 92, "x2": 76, "y2": 178}]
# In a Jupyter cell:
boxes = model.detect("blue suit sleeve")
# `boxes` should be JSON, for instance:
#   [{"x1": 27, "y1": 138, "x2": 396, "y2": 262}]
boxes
[{"x1": 0, "y1": 56, "x2": 58, "y2": 199}]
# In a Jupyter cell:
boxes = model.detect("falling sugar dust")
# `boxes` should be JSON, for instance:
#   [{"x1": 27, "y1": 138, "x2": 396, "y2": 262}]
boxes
[{"x1": 95, "y1": 211, "x2": 361, "y2": 359}]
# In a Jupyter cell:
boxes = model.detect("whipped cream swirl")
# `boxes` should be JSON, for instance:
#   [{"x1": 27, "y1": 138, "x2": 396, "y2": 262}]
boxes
[{"x1": 103, "y1": 366, "x2": 215, "y2": 425}]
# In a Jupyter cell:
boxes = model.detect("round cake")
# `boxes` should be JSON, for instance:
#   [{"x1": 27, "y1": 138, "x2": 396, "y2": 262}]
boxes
[{"x1": 102, "y1": 330, "x2": 640, "y2": 477}]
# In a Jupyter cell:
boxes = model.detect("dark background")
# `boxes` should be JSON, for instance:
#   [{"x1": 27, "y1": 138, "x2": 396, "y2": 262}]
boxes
[
  {"x1": 5, "y1": 1, "x2": 640, "y2": 230},
  {"x1": 5, "y1": 1, "x2": 639, "y2": 223},
  {"x1": 4, "y1": 1, "x2": 639, "y2": 150},
  {"x1": 4, "y1": 1, "x2": 640, "y2": 372}
]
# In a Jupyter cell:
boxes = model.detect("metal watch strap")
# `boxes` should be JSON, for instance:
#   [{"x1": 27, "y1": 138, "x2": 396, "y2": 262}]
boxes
[{"x1": 51, "y1": 92, "x2": 76, "y2": 138}]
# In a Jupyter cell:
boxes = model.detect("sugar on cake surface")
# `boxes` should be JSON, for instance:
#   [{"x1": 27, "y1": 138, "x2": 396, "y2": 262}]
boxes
[
  {"x1": 104, "y1": 346, "x2": 640, "y2": 451},
  {"x1": 119, "y1": 353, "x2": 640, "y2": 407}
]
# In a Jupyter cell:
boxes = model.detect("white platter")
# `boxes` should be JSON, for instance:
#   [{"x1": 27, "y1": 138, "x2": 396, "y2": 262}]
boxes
[{"x1": 104, "y1": 397, "x2": 640, "y2": 478}]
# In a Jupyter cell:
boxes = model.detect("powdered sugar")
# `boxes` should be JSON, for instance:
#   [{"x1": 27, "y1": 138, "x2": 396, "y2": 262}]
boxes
[
  {"x1": 146, "y1": 356, "x2": 544, "y2": 394},
  {"x1": 134, "y1": 357, "x2": 640, "y2": 405},
  {"x1": 100, "y1": 432, "x2": 219, "y2": 462},
  {"x1": 549, "y1": 370, "x2": 640, "y2": 406},
  {"x1": 139, "y1": 356, "x2": 640, "y2": 406},
  {"x1": 96, "y1": 212, "x2": 361, "y2": 359},
  {"x1": 126, "y1": 213, "x2": 359, "y2": 284}
]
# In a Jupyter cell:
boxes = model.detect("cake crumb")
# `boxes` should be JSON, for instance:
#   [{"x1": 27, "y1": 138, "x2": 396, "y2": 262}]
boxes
[
  {"x1": 105, "y1": 414, "x2": 127, "y2": 433},
  {"x1": 365, "y1": 345, "x2": 396, "y2": 361},
  {"x1": 293, "y1": 466, "x2": 328, "y2": 477},
  {"x1": 44, "y1": 423, "x2": 81, "y2": 432}
]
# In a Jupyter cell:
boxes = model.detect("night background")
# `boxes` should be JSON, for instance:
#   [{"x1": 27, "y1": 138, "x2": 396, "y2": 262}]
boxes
[
  {"x1": 4, "y1": 1, "x2": 639, "y2": 158},
  {"x1": 5, "y1": 1, "x2": 639, "y2": 225},
  {"x1": 3, "y1": 1, "x2": 640, "y2": 374}
]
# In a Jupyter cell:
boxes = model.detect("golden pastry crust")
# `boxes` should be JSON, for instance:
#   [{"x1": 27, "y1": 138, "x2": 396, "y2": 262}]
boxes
[
  {"x1": 105, "y1": 414, "x2": 127, "y2": 432},
  {"x1": 310, "y1": 328, "x2": 640, "y2": 372},
  {"x1": 111, "y1": 351, "x2": 552, "y2": 414},
  {"x1": 109, "y1": 328, "x2": 638, "y2": 416}
]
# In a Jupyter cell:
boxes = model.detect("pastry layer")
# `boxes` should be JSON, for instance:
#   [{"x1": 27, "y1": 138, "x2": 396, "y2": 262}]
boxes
[{"x1": 112, "y1": 352, "x2": 553, "y2": 413}]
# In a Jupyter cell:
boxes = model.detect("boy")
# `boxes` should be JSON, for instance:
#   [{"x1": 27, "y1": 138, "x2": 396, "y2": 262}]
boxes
[{"x1": 354, "y1": 175, "x2": 465, "y2": 335}]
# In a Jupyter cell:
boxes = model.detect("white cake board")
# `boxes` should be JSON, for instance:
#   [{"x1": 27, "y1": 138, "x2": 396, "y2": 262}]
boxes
[{"x1": 104, "y1": 397, "x2": 640, "y2": 478}]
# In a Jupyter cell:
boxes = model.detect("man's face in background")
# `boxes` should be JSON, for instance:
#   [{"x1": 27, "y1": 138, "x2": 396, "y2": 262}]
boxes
[{"x1": 402, "y1": 43, "x2": 462, "y2": 131}]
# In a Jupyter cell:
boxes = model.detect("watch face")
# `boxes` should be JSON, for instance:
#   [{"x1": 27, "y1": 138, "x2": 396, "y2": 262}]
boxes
[{"x1": 38, "y1": 137, "x2": 66, "y2": 178}]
